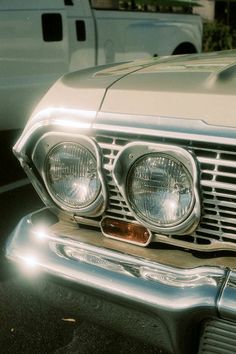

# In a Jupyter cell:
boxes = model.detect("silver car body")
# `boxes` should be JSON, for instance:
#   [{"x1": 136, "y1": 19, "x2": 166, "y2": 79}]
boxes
[{"x1": 6, "y1": 51, "x2": 236, "y2": 354}]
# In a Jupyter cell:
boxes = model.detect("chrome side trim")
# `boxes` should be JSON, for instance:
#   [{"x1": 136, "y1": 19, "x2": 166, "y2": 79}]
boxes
[
  {"x1": 13, "y1": 108, "x2": 97, "y2": 156},
  {"x1": 95, "y1": 112, "x2": 236, "y2": 144},
  {"x1": 15, "y1": 110, "x2": 236, "y2": 160}
]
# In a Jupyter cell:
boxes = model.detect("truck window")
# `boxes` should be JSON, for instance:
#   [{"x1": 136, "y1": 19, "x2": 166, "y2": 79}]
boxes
[
  {"x1": 76, "y1": 20, "x2": 86, "y2": 41},
  {"x1": 42, "y1": 13, "x2": 63, "y2": 42},
  {"x1": 90, "y1": 0, "x2": 195, "y2": 13}
]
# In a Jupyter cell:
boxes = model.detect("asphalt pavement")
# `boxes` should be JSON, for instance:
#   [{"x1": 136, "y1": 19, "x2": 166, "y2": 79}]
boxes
[{"x1": 0, "y1": 183, "x2": 161, "y2": 353}]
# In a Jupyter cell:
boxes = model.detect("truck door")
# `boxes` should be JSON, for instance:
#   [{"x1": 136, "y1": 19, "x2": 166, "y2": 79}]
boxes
[
  {"x1": 64, "y1": 0, "x2": 96, "y2": 71},
  {"x1": 0, "y1": 0, "x2": 69, "y2": 131}
]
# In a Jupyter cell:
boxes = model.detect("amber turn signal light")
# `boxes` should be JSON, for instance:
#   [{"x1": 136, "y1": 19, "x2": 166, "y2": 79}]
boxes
[{"x1": 101, "y1": 217, "x2": 150, "y2": 245}]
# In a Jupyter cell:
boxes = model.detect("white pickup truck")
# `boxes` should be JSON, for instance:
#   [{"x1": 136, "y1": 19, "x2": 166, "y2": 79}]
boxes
[{"x1": 1, "y1": 0, "x2": 202, "y2": 132}]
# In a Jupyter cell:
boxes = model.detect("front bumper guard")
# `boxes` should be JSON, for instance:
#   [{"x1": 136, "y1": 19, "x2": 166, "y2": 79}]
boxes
[{"x1": 5, "y1": 208, "x2": 236, "y2": 354}]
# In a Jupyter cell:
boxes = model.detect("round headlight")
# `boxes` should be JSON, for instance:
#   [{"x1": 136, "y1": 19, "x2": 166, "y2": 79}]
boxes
[
  {"x1": 45, "y1": 142, "x2": 100, "y2": 210},
  {"x1": 127, "y1": 153, "x2": 193, "y2": 227}
]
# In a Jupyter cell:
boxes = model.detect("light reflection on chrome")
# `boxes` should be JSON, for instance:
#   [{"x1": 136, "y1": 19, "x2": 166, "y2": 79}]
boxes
[
  {"x1": 8, "y1": 210, "x2": 224, "y2": 291},
  {"x1": 140, "y1": 266, "x2": 217, "y2": 288},
  {"x1": 62, "y1": 245, "x2": 220, "y2": 288},
  {"x1": 33, "y1": 228, "x2": 48, "y2": 241},
  {"x1": 20, "y1": 254, "x2": 38, "y2": 269},
  {"x1": 64, "y1": 246, "x2": 133, "y2": 276},
  {"x1": 14, "y1": 108, "x2": 96, "y2": 154},
  {"x1": 32, "y1": 108, "x2": 96, "y2": 129},
  {"x1": 51, "y1": 118, "x2": 91, "y2": 130}
]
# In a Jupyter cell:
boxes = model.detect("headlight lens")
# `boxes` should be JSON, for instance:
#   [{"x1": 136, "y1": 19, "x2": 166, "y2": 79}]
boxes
[
  {"x1": 127, "y1": 153, "x2": 193, "y2": 227},
  {"x1": 45, "y1": 142, "x2": 100, "y2": 209}
]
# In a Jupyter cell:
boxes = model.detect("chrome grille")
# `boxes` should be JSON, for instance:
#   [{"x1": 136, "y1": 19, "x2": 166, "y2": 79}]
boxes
[
  {"x1": 95, "y1": 133, "x2": 236, "y2": 252},
  {"x1": 96, "y1": 135, "x2": 136, "y2": 223},
  {"x1": 198, "y1": 318, "x2": 236, "y2": 354}
]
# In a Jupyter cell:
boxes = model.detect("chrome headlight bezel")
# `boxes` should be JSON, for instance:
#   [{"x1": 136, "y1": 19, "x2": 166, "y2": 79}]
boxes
[
  {"x1": 113, "y1": 142, "x2": 200, "y2": 235},
  {"x1": 45, "y1": 142, "x2": 101, "y2": 210},
  {"x1": 31, "y1": 132, "x2": 107, "y2": 217}
]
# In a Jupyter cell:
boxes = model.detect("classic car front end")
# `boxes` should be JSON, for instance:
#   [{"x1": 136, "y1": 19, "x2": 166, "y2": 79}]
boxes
[{"x1": 6, "y1": 52, "x2": 236, "y2": 353}]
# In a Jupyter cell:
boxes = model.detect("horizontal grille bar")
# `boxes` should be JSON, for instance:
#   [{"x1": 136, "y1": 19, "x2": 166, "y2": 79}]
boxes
[
  {"x1": 199, "y1": 319, "x2": 236, "y2": 354},
  {"x1": 201, "y1": 180, "x2": 236, "y2": 192},
  {"x1": 198, "y1": 157, "x2": 236, "y2": 168},
  {"x1": 203, "y1": 198, "x2": 236, "y2": 209}
]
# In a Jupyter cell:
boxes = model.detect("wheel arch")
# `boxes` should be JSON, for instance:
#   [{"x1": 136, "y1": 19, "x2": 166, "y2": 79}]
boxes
[{"x1": 172, "y1": 42, "x2": 198, "y2": 55}]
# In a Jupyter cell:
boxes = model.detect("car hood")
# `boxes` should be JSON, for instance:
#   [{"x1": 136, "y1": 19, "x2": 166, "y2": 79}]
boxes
[
  {"x1": 26, "y1": 59, "x2": 155, "y2": 129},
  {"x1": 100, "y1": 51, "x2": 236, "y2": 128},
  {"x1": 24, "y1": 51, "x2": 236, "y2": 134}
]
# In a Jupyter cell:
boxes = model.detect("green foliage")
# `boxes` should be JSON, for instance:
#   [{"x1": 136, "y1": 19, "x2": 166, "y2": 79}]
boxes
[
  {"x1": 203, "y1": 21, "x2": 235, "y2": 52},
  {"x1": 120, "y1": 0, "x2": 197, "y2": 12},
  {"x1": 135, "y1": 0, "x2": 199, "y2": 8}
]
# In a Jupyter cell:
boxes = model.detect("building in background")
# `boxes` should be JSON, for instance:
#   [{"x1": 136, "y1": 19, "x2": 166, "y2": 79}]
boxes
[
  {"x1": 194, "y1": 0, "x2": 236, "y2": 28},
  {"x1": 193, "y1": 0, "x2": 215, "y2": 21}
]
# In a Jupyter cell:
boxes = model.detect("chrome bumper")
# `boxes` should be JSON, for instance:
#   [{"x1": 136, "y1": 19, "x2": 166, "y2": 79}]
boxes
[{"x1": 5, "y1": 208, "x2": 236, "y2": 354}]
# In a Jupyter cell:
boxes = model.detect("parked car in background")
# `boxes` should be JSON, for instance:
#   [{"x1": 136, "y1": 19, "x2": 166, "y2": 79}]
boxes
[{"x1": 8, "y1": 50, "x2": 236, "y2": 354}]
